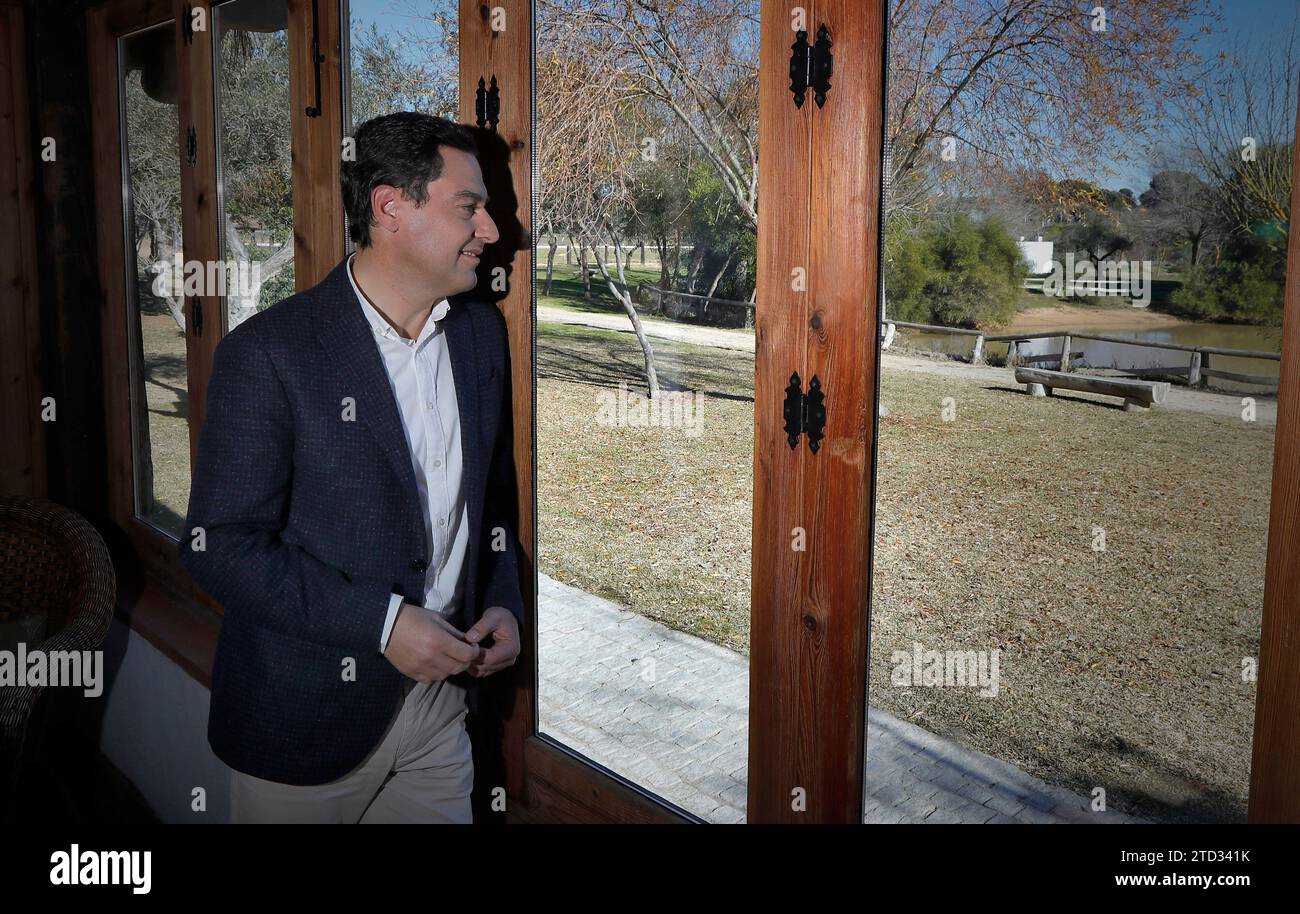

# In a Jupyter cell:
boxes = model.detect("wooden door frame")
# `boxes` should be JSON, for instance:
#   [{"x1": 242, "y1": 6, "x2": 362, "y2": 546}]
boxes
[
  {"x1": 86, "y1": 0, "x2": 351, "y2": 681},
  {"x1": 748, "y1": 0, "x2": 884, "y2": 823},
  {"x1": 1247, "y1": 82, "x2": 1300, "y2": 824},
  {"x1": 88, "y1": 0, "x2": 214, "y2": 612},
  {"x1": 468, "y1": 0, "x2": 886, "y2": 824}
]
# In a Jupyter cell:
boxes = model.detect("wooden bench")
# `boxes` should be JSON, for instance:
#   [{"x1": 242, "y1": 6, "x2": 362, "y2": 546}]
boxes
[{"x1": 1014, "y1": 367, "x2": 1170, "y2": 411}]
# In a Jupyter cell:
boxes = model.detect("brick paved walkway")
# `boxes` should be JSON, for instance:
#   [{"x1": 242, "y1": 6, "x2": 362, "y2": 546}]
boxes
[{"x1": 537, "y1": 573, "x2": 1142, "y2": 824}]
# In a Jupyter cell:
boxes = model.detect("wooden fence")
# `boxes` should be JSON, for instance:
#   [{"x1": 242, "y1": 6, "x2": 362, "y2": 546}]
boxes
[
  {"x1": 882, "y1": 320, "x2": 1281, "y2": 392},
  {"x1": 642, "y1": 285, "x2": 755, "y2": 328}
]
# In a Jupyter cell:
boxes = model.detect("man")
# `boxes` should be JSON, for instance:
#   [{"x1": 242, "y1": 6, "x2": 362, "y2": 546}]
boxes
[{"x1": 181, "y1": 112, "x2": 524, "y2": 824}]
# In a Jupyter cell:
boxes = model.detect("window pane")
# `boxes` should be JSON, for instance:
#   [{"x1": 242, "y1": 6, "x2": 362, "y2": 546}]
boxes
[
  {"x1": 534, "y1": 0, "x2": 760, "y2": 823},
  {"x1": 867, "y1": 0, "x2": 1288, "y2": 824},
  {"x1": 120, "y1": 21, "x2": 188, "y2": 537},
  {"x1": 342, "y1": 0, "x2": 459, "y2": 252},
  {"x1": 345, "y1": 0, "x2": 458, "y2": 127},
  {"x1": 215, "y1": 0, "x2": 295, "y2": 331}
]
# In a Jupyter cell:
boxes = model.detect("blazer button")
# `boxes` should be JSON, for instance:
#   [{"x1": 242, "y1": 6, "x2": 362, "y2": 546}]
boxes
[{"x1": 410, "y1": 558, "x2": 427, "y2": 573}]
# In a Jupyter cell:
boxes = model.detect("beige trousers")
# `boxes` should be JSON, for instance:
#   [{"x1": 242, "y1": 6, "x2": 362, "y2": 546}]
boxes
[{"x1": 229, "y1": 677, "x2": 473, "y2": 824}]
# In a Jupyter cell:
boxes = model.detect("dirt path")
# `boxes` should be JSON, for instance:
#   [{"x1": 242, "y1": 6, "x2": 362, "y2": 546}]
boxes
[
  {"x1": 1005, "y1": 303, "x2": 1189, "y2": 333},
  {"x1": 538, "y1": 305, "x2": 1276, "y2": 427},
  {"x1": 539, "y1": 304, "x2": 756, "y2": 351},
  {"x1": 882, "y1": 351, "x2": 1277, "y2": 426}
]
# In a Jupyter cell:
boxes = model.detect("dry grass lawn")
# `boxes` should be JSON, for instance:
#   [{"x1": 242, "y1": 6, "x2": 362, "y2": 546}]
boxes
[{"x1": 537, "y1": 319, "x2": 1271, "y2": 824}]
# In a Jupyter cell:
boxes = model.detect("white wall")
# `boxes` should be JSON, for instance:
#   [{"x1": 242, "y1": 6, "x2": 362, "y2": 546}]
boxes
[{"x1": 98, "y1": 620, "x2": 230, "y2": 823}]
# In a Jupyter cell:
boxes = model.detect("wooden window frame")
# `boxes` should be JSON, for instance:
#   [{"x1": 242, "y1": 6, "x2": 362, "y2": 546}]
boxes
[
  {"x1": 87, "y1": 0, "x2": 345, "y2": 682},
  {"x1": 0, "y1": 0, "x2": 45, "y2": 499},
  {"x1": 84, "y1": 0, "x2": 1300, "y2": 822}
]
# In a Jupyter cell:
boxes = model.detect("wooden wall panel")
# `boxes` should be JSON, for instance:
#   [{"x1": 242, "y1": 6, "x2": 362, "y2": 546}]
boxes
[{"x1": 0, "y1": 0, "x2": 46, "y2": 497}]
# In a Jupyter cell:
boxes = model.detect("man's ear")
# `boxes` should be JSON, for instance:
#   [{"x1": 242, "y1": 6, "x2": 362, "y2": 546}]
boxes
[{"x1": 370, "y1": 185, "x2": 402, "y2": 237}]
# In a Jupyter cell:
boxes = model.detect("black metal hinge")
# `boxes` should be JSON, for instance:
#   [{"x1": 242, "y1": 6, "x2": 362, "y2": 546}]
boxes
[
  {"x1": 783, "y1": 372, "x2": 826, "y2": 453},
  {"x1": 789, "y1": 24, "x2": 833, "y2": 109},
  {"x1": 186, "y1": 125, "x2": 197, "y2": 165},
  {"x1": 191, "y1": 297, "x2": 203, "y2": 338},
  {"x1": 182, "y1": 5, "x2": 194, "y2": 45},
  {"x1": 305, "y1": 0, "x2": 324, "y2": 117},
  {"x1": 475, "y1": 75, "x2": 500, "y2": 131}
]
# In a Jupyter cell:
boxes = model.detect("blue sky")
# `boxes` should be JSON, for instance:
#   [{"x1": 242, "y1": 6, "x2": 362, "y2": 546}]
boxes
[
  {"x1": 1103, "y1": 0, "x2": 1300, "y2": 192},
  {"x1": 345, "y1": 0, "x2": 1300, "y2": 196}
]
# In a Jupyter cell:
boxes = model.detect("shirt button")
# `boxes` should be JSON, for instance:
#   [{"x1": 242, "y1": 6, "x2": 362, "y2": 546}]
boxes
[
  {"x1": 426, "y1": 401, "x2": 435, "y2": 410},
  {"x1": 433, "y1": 458, "x2": 443, "y2": 469},
  {"x1": 438, "y1": 518, "x2": 447, "y2": 528}
]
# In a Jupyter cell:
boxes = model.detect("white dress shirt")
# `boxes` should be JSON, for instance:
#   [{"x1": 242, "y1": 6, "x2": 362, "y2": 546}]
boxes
[{"x1": 346, "y1": 253, "x2": 470, "y2": 652}]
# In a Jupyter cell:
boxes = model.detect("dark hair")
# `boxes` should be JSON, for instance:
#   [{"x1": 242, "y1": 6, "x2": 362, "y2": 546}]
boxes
[{"x1": 340, "y1": 112, "x2": 478, "y2": 248}]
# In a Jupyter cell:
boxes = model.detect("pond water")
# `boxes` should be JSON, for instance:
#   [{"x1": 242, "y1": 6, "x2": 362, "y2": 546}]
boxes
[{"x1": 897, "y1": 319, "x2": 1283, "y2": 393}]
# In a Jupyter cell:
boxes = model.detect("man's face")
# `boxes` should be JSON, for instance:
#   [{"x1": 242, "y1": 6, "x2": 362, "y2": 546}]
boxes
[{"x1": 384, "y1": 146, "x2": 499, "y2": 297}]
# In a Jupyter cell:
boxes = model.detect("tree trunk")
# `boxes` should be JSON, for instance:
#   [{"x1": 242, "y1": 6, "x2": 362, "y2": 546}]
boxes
[
  {"x1": 657, "y1": 236, "x2": 671, "y2": 290},
  {"x1": 705, "y1": 251, "x2": 733, "y2": 299},
  {"x1": 592, "y1": 223, "x2": 659, "y2": 397},
  {"x1": 671, "y1": 227, "x2": 683, "y2": 285},
  {"x1": 224, "y1": 218, "x2": 294, "y2": 330},
  {"x1": 685, "y1": 246, "x2": 707, "y2": 294},
  {"x1": 543, "y1": 233, "x2": 558, "y2": 295}
]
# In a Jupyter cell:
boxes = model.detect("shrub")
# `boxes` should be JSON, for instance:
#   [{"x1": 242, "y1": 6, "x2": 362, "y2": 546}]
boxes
[
  {"x1": 884, "y1": 213, "x2": 1025, "y2": 328},
  {"x1": 1166, "y1": 236, "x2": 1285, "y2": 325}
]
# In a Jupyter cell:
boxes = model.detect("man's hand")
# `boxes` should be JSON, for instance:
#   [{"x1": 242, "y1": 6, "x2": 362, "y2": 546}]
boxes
[
  {"x1": 383, "y1": 603, "x2": 482, "y2": 683},
  {"x1": 464, "y1": 607, "x2": 520, "y2": 678}
]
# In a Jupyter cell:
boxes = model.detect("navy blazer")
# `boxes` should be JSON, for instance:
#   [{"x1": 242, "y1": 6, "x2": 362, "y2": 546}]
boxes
[{"x1": 180, "y1": 255, "x2": 524, "y2": 786}]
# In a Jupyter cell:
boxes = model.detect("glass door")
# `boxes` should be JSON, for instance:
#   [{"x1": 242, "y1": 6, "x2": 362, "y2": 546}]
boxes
[
  {"x1": 865, "y1": 0, "x2": 1293, "y2": 824},
  {"x1": 531, "y1": 0, "x2": 760, "y2": 823}
]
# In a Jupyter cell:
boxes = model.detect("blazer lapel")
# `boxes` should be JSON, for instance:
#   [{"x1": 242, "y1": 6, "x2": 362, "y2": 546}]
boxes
[
  {"x1": 443, "y1": 303, "x2": 483, "y2": 539},
  {"x1": 313, "y1": 258, "x2": 422, "y2": 512},
  {"x1": 313, "y1": 256, "x2": 486, "y2": 559}
]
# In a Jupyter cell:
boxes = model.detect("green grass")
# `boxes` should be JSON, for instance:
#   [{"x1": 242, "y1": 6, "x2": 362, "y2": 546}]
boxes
[{"x1": 536, "y1": 263, "x2": 665, "y2": 316}]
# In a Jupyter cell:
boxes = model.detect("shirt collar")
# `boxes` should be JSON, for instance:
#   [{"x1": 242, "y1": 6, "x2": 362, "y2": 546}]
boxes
[{"x1": 347, "y1": 252, "x2": 450, "y2": 344}]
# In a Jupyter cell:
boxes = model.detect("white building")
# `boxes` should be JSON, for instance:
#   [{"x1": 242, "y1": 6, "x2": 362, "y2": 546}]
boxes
[{"x1": 1018, "y1": 236, "x2": 1054, "y2": 275}]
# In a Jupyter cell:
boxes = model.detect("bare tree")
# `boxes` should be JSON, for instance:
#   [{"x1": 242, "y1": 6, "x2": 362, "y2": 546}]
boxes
[
  {"x1": 559, "y1": 0, "x2": 760, "y2": 229},
  {"x1": 1139, "y1": 170, "x2": 1216, "y2": 268},
  {"x1": 1172, "y1": 20, "x2": 1299, "y2": 245},
  {"x1": 886, "y1": 0, "x2": 1215, "y2": 218},
  {"x1": 537, "y1": 8, "x2": 663, "y2": 396}
]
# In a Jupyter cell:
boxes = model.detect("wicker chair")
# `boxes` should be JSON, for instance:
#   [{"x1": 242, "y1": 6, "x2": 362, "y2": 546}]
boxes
[{"x1": 0, "y1": 496, "x2": 115, "y2": 798}]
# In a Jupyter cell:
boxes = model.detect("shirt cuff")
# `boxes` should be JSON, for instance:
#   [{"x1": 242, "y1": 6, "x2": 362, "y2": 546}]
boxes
[{"x1": 379, "y1": 592, "x2": 405, "y2": 652}]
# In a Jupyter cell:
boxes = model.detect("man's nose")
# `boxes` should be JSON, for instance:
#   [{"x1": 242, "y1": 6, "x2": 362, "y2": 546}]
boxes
[{"x1": 475, "y1": 209, "x2": 500, "y2": 245}]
